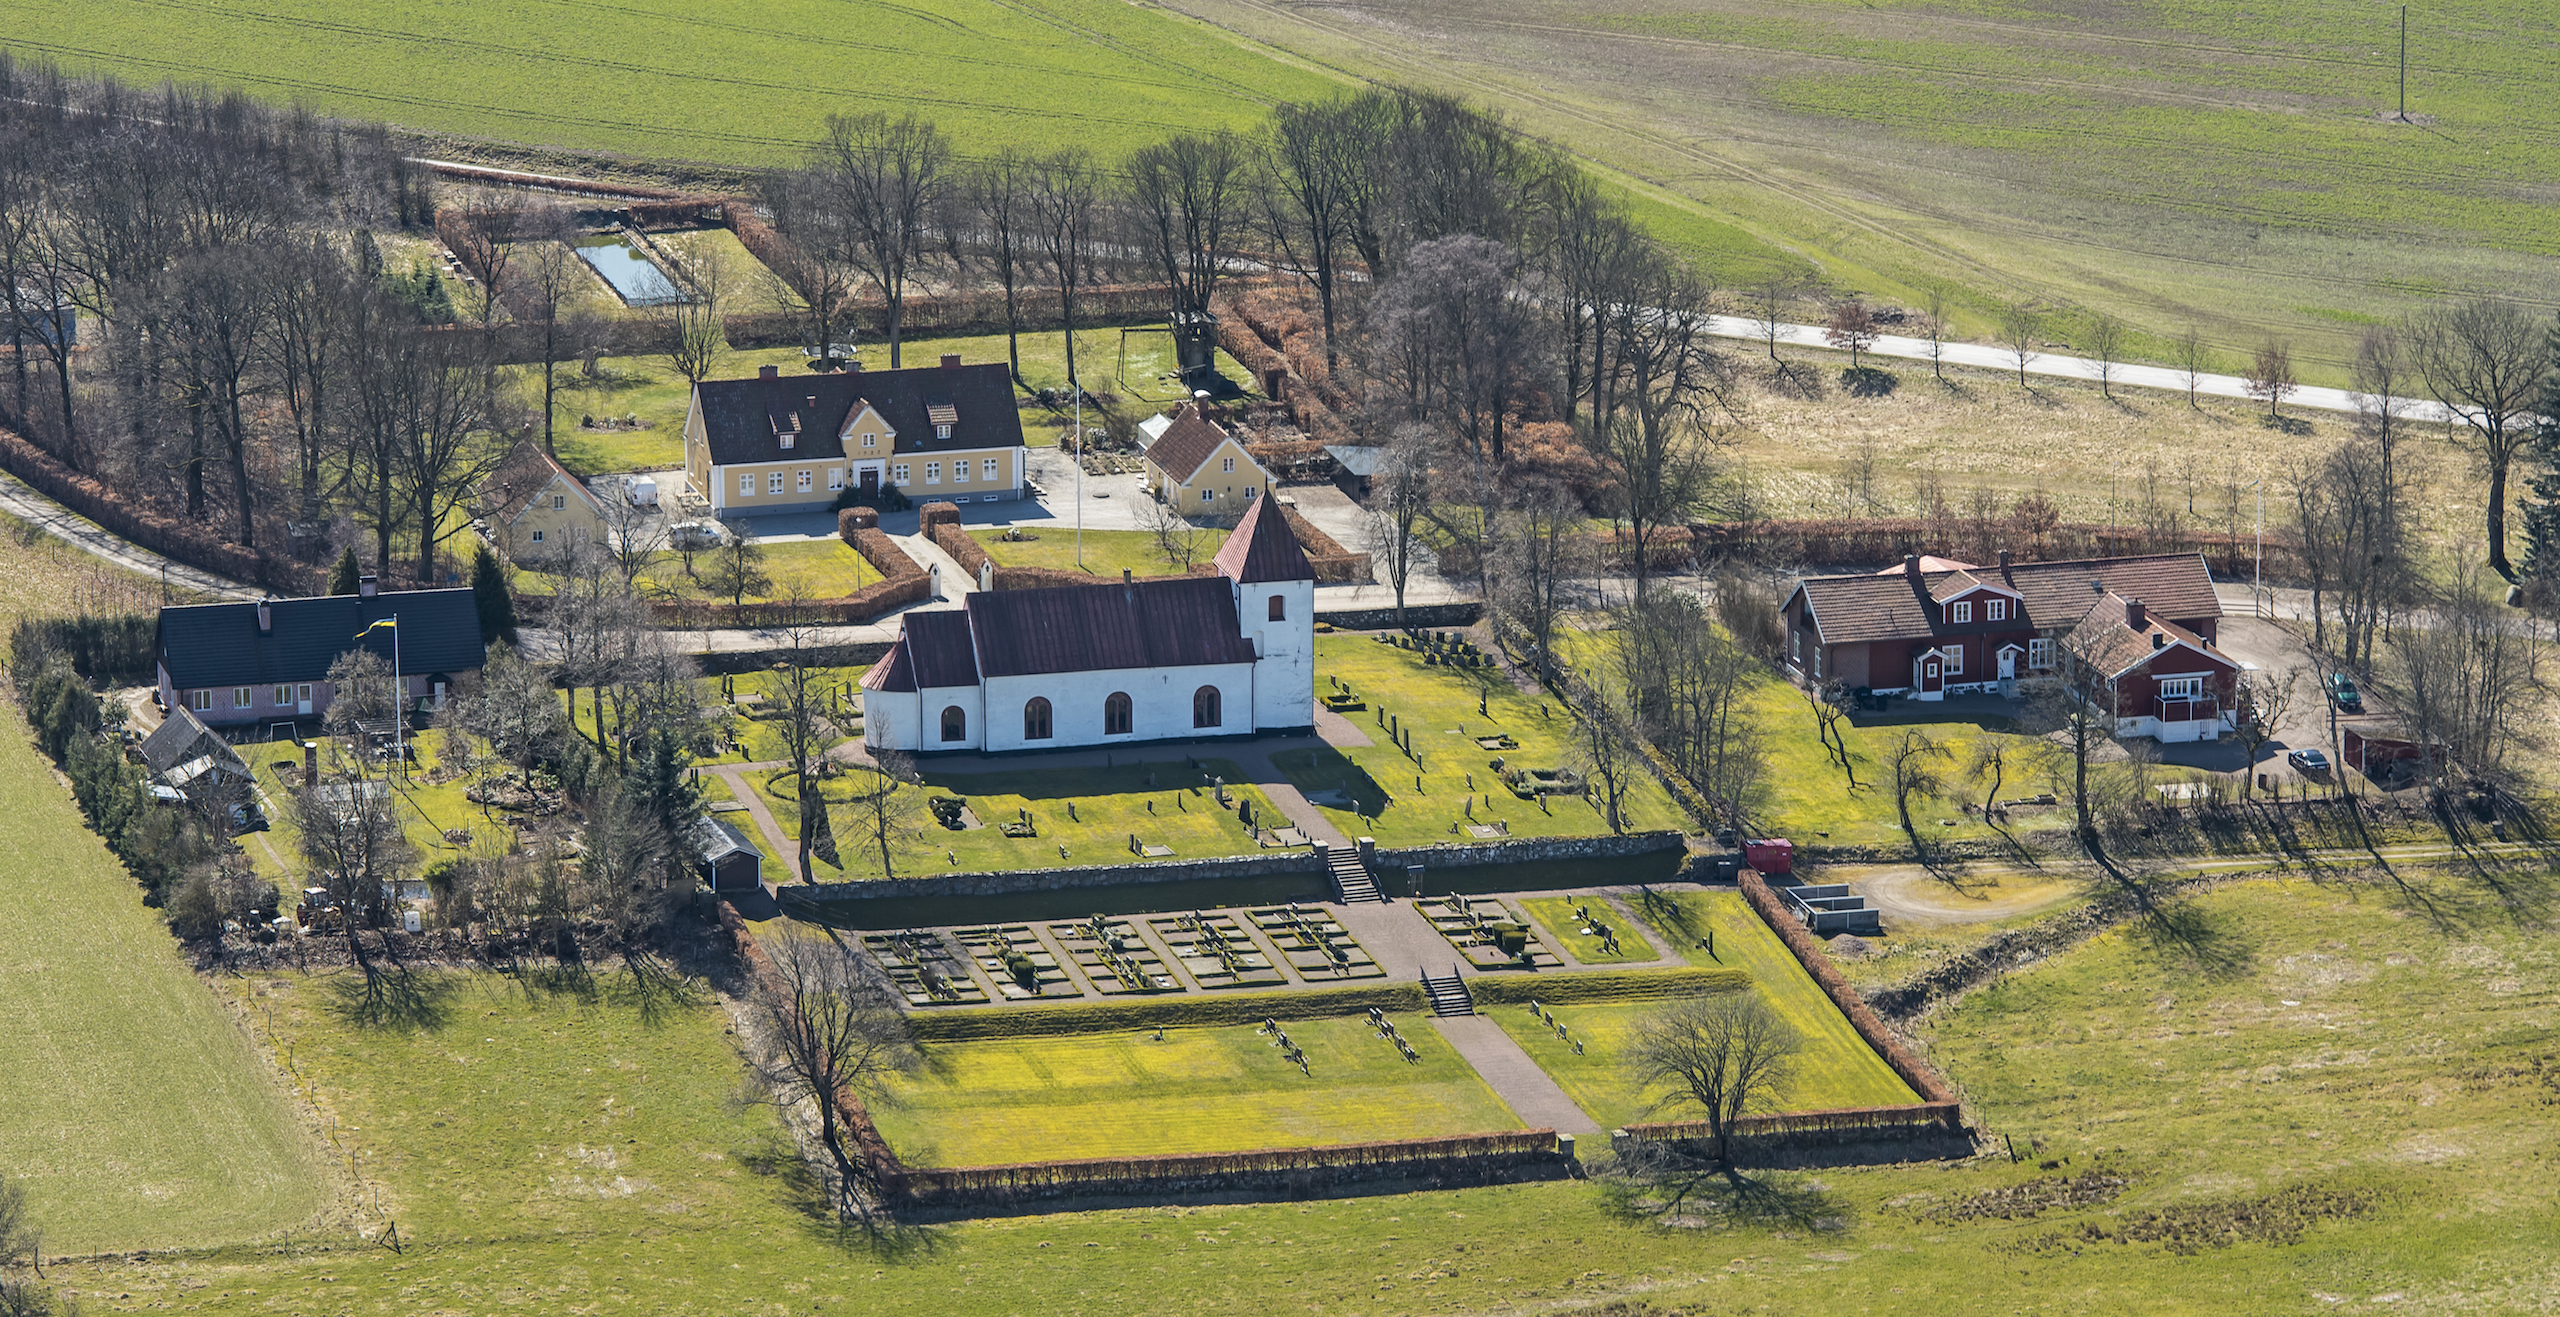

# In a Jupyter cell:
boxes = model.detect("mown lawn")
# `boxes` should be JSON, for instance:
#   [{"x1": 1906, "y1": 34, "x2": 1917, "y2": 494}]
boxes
[
  {"x1": 873, "y1": 1015, "x2": 1521, "y2": 1167},
  {"x1": 1516, "y1": 894, "x2": 1662, "y2": 965},
  {"x1": 765, "y1": 757, "x2": 1287, "y2": 879},
  {"x1": 516, "y1": 538, "x2": 880, "y2": 604},
  {"x1": 969, "y1": 526, "x2": 1196, "y2": 579},
  {"x1": 1278, "y1": 635, "x2": 1690, "y2": 846},
  {"x1": 1495, "y1": 889, "x2": 1917, "y2": 1126},
  {"x1": 240, "y1": 732, "x2": 505, "y2": 900}
]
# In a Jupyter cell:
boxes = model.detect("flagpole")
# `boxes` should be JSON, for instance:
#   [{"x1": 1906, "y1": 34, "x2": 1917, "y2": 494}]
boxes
[{"x1": 393, "y1": 614, "x2": 403, "y2": 777}]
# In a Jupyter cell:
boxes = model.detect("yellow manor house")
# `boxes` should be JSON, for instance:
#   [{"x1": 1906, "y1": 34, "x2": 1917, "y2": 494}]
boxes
[{"x1": 683, "y1": 354, "x2": 1027, "y2": 518}]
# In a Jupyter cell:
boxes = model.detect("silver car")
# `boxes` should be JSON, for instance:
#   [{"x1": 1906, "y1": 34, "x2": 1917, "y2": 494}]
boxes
[{"x1": 667, "y1": 520, "x2": 726, "y2": 550}]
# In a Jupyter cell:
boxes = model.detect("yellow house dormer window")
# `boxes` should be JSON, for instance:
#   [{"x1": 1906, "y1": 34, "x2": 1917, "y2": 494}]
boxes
[{"x1": 863, "y1": 432, "x2": 878, "y2": 448}]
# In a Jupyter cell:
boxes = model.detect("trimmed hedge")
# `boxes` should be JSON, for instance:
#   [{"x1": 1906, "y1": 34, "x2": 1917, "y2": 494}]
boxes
[
  {"x1": 905, "y1": 982, "x2": 1429, "y2": 1043},
  {"x1": 1739, "y1": 869, "x2": 1958, "y2": 1106},
  {"x1": 1467, "y1": 966, "x2": 1748, "y2": 1006},
  {"x1": 645, "y1": 525, "x2": 926, "y2": 628}
]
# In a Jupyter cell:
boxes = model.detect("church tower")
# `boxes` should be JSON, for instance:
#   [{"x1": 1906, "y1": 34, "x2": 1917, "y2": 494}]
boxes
[{"x1": 1212, "y1": 496, "x2": 1317, "y2": 734}]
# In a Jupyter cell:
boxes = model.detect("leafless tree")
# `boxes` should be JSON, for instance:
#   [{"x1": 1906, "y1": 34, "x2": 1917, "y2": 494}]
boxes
[
  {"x1": 0, "y1": 1172, "x2": 34, "y2": 1270},
  {"x1": 766, "y1": 623, "x2": 837, "y2": 884},
  {"x1": 655, "y1": 247, "x2": 727, "y2": 388},
  {"x1": 817, "y1": 112, "x2": 951, "y2": 369},
  {"x1": 445, "y1": 200, "x2": 522, "y2": 325},
  {"x1": 161, "y1": 247, "x2": 271, "y2": 543},
  {"x1": 1805, "y1": 680, "x2": 1856, "y2": 788},
  {"x1": 1497, "y1": 478, "x2": 1587, "y2": 672},
  {"x1": 1366, "y1": 233, "x2": 1546, "y2": 465},
  {"x1": 598, "y1": 493, "x2": 670, "y2": 586},
  {"x1": 1592, "y1": 247, "x2": 1736, "y2": 606},
  {"x1": 760, "y1": 167, "x2": 863, "y2": 365},
  {"x1": 2083, "y1": 310, "x2": 2127, "y2": 401},
  {"x1": 703, "y1": 523, "x2": 772, "y2": 607},
  {"x1": 2029, "y1": 642, "x2": 2117, "y2": 849},
  {"x1": 454, "y1": 641, "x2": 564, "y2": 788},
  {"x1": 1538, "y1": 168, "x2": 1643, "y2": 423},
  {"x1": 1743, "y1": 274, "x2": 1796, "y2": 365},
  {"x1": 517, "y1": 206, "x2": 584, "y2": 455},
  {"x1": 1126, "y1": 131, "x2": 1246, "y2": 322},
  {"x1": 1027, "y1": 149, "x2": 1102, "y2": 387},
  {"x1": 746, "y1": 932, "x2": 918, "y2": 1222},
  {"x1": 1824, "y1": 299, "x2": 1878, "y2": 370},
  {"x1": 2411, "y1": 296, "x2": 2550, "y2": 579},
  {"x1": 2349, "y1": 324, "x2": 2414, "y2": 533},
  {"x1": 2244, "y1": 339, "x2": 2297, "y2": 420},
  {"x1": 1921, "y1": 283, "x2": 1950, "y2": 381},
  {"x1": 1885, "y1": 726, "x2": 1951, "y2": 846},
  {"x1": 1576, "y1": 672, "x2": 1638, "y2": 834},
  {"x1": 963, "y1": 149, "x2": 1037, "y2": 383},
  {"x1": 843, "y1": 749, "x2": 926, "y2": 879},
  {"x1": 290, "y1": 768, "x2": 414, "y2": 933},
  {"x1": 1998, "y1": 301, "x2": 2042, "y2": 388},
  {"x1": 1626, "y1": 991, "x2": 1802, "y2": 1164},
  {"x1": 2172, "y1": 326, "x2": 2212, "y2": 408},
  {"x1": 2230, "y1": 670, "x2": 2297, "y2": 799},
  {"x1": 2389, "y1": 558, "x2": 2542, "y2": 792},
  {"x1": 1365, "y1": 422, "x2": 1437, "y2": 629}
]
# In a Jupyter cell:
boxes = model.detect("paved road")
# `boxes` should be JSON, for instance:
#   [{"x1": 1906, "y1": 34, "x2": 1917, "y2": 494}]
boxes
[
  {"x1": 1708, "y1": 314, "x2": 2456, "y2": 421},
  {"x1": 0, "y1": 468, "x2": 260, "y2": 600}
]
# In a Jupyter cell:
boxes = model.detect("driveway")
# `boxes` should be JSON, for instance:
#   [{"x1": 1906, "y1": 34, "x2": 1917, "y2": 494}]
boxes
[{"x1": 2212, "y1": 617, "x2": 2375, "y2": 788}]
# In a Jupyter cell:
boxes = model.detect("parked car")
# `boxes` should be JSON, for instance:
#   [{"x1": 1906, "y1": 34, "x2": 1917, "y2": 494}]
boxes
[
  {"x1": 2287, "y1": 748, "x2": 2332, "y2": 776},
  {"x1": 2324, "y1": 673, "x2": 2364, "y2": 713},
  {"x1": 667, "y1": 520, "x2": 726, "y2": 550},
  {"x1": 626, "y1": 475, "x2": 660, "y2": 507}
]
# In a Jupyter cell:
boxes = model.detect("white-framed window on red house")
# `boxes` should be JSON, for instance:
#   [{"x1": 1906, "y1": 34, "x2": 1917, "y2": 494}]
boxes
[
  {"x1": 2029, "y1": 638, "x2": 2053, "y2": 669},
  {"x1": 2159, "y1": 676, "x2": 2203, "y2": 699},
  {"x1": 1950, "y1": 601, "x2": 1972, "y2": 624},
  {"x1": 1942, "y1": 644, "x2": 1963, "y2": 674},
  {"x1": 1988, "y1": 598, "x2": 2008, "y2": 621}
]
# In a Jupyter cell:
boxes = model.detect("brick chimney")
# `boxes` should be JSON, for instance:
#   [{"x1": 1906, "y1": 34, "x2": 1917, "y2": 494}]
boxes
[
  {"x1": 941, "y1": 353, "x2": 962, "y2": 370},
  {"x1": 758, "y1": 364, "x2": 778, "y2": 380},
  {"x1": 2124, "y1": 597, "x2": 2147, "y2": 632},
  {"x1": 1903, "y1": 552, "x2": 1922, "y2": 583}
]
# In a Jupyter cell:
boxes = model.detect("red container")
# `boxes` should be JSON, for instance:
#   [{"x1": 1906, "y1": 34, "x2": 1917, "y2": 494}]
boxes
[{"x1": 1743, "y1": 838, "x2": 1794, "y2": 875}]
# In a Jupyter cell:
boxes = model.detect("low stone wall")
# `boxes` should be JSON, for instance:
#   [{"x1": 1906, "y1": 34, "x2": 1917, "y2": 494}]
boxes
[
  {"x1": 1373, "y1": 829, "x2": 1685, "y2": 873},
  {"x1": 691, "y1": 641, "x2": 892, "y2": 677},
  {"x1": 894, "y1": 1134, "x2": 1568, "y2": 1212},
  {"x1": 1317, "y1": 602, "x2": 1483, "y2": 630},
  {"x1": 791, "y1": 850, "x2": 1327, "y2": 901}
]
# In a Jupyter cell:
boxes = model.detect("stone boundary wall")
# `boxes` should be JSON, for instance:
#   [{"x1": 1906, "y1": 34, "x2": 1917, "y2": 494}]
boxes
[
  {"x1": 894, "y1": 1132, "x2": 1565, "y2": 1211},
  {"x1": 791, "y1": 829, "x2": 1685, "y2": 902},
  {"x1": 1737, "y1": 869, "x2": 1960, "y2": 1106},
  {"x1": 1317, "y1": 602, "x2": 1483, "y2": 630},
  {"x1": 690, "y1": 641, "x2": 893, "y2": 677},
  {"x1": 1619, "y1": 1102, "x2": 1963, "y2": 1148}
]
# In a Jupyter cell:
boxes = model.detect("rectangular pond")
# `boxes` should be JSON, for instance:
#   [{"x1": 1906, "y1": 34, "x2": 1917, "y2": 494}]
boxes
[{"x1": 574, "y1": 235, "x2": 685, "y2": 307}]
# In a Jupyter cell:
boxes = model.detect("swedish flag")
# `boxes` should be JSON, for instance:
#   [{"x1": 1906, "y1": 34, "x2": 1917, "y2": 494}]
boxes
[{"x1": 354, "y1": 618, "x2": 397, "y2": 639}]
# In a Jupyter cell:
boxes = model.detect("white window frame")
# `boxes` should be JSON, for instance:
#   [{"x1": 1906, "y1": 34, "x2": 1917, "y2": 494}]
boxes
[
  {"x1": 797, "y1": 469, "x2": 813, "y2": 493},
  {"x1": 530, "y1": 529, "x2": 545, "y2": 544},
  {"x1": 737, "y1": 472, "x2": 753, "y2": 498},
  {"x1": 925, "y1": 462, "x2": 941, "y2": 485},
  {"x1": 233, "y1": 687, "x2": 253, "y2": 709},
  {"x1": 2029, "y1": 638, "x2": 2053, "y2": 670},
  {"x1": 982, "y1": 458, "x2": 999, "y2": 481},
  {"x1": 2159, "y1": 676, "x2": 2203, "y2": 700},
  {"x1": 1987, "y1": 598, "x2": 2008, "y2": 622},
  {"x1": 274, "y1": 685, "x2": 292, "y2": 708},
  {"x1": 827, "y1": 467, "x2": 844, "y2": 491},
  {"x1": 1222, "y1": 456, "x2": 1236, "y2": 473},
  {"x1": 189, "y1": 689, "x2": 213, "y2": 712},
  {"x1": 1942, "y1": 644, "x2": 1963, "y2": 675},
  {"x1": 935, "y1": 424, "x2": 951, "y2": 440},
  {"x1": 551, "y1": 493, "x2": 566, "y2": 510},
  {"x1": 1200, "y1": 488, "x2": 1215, "y2": 504},
  {"x1": 861, "y1": 432, "x2": 878, "y2": 448},
  {"x1": 780, "y1": 431, "x2": 796, "y2": 450},
  {"x1": 767, "y1": 472, "x2": 785, "y2": 494},
  {"x1": 297, "y1": 683, "x2": 312, "y2": 706},
  {"x1": 893, "y1": 463, "x2": 910, "y2": 485},
  {"x1": 1246, "y1": 485, "x2": 1259, "y2": 500},
  {"x1": 1950, "y1": 600, "x2": 1972, "y2": 624}
]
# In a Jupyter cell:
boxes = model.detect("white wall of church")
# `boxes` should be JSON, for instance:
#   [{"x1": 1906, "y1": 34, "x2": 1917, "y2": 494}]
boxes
[
  {"x1": 914, "y1": 684, "x2": 986, "y2": 751},
  {"x1": 861, "y1": 689, "x2": 922, "y2": 751},
  {"x1": 981, "y1": 664, "x2": 1256, "y2": 753},
  {"x1": 1235, "y1": 578, "x2": 1316, "y2": 731}
]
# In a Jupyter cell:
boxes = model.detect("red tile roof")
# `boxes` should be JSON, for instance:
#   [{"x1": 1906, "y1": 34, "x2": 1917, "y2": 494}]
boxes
[
  {"x1": 1212, "y1": 495, "x2": 1314, "y2": 584},
  {"x1": 1791, "y1": 553, "x2": 2219, "y2": 646},
  {"x1": 965, "y1": 576, "x2": 1257, "y2": 677},
  {"x1": 2063, "y1": 593, "x2": 2238, "y2": 678},
  {"x1": 1143, "y1": 404, "x2": 1238, "y2": 483}
]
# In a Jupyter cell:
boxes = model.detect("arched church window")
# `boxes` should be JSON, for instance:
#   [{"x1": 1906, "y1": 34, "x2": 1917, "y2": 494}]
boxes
[
  {"x1": 1023, "y1": 697, "x2": 1052, "y2": 740},
  {"x1": 940, "y1": 705, "x2": 967, "y2": 742},
  {"x1": 1193, "y1": 685, "x2": 1222, "y2": 729},
  {"x1": 1104, "y1": 692, "x2": 1133, "y2": 735},
  {"x1": 1268, "y1": 595, "x2": 1286, "y2": 621}
]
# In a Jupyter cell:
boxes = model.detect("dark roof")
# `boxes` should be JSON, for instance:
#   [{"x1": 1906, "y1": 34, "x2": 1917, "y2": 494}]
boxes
[
  {"x1": 1789, "y1": 553, "x2": 2219, "y2": 647},
  {"x1": 1144, "y1": 405, "x2": 1240, "y2": 483},
  {"x1": 859, "y1": 636, "x2": 918, "y2": 693},
  {"x1": 966, "y1": 576, "x2": 1256, "y2": 678},
  {"x1": 140, "y1": 704, "x2": 235, "y2": 775},
  {"x1": 481, "y1": 438, "x2": 601, "y2": 523},
  {"x1": 155, "y1": 590, "x2": 488, "y2": 691},
  {"x1": 691, "y1": 360, "x2": 1025, "y2": 468},
  {"x1": 2064, "y1": 593, "x2": 2238, "y2": 678},
  {"x1": 1325, "y1": 445, "x2": 1386, "y2": 477},
  {"x1": 689, "y1": 816, "x2": 762, "y2": 863},
  {"x1": 1213, "y1": 495, "x2": 1315, "y2": 584},
  {"x1": 901, "y1": 609, "x2": 983, "y2": 688}
]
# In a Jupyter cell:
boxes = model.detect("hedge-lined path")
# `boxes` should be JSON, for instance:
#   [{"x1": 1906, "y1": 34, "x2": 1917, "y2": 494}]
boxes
[
  {"x1": 0, "y1": 467, "x2": 259, "y2": 600},
  {"x1": 701, "y1": 762, "x2": 796, "y2": 886},
  {"x1": 1430, "y1": 1014, "x2": 1604, "y2": 1135},
  {"x1": 896, "y1": 532, "x2": 980, "y2": 599}
]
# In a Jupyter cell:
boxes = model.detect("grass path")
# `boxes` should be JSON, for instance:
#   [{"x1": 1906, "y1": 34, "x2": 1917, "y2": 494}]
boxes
[{"x1": 0, "y1": 703, "x2": 326, "y2": 1251}]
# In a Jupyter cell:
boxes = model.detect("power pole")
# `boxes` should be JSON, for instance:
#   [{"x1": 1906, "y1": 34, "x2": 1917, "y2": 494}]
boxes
[{"x1": 2399, "y1": 6, "x2": 2408, "y2": 122}]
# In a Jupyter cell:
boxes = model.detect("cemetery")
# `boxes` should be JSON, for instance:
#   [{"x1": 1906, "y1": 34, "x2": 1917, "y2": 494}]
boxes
[{"x1": 1414, "y1": 893, "x2": 1567, "y2": 969}]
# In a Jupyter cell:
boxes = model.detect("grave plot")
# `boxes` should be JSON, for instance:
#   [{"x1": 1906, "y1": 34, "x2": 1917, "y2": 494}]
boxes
[
  {"x1": 1146, "y1": 912, "x2": 1290, "y2": 989},
  {"x1": 955, "y1": 925, "x2": 1082, "y2": 1000},
  {"x1": 1246, "y1": 905, "x2": 1385, "y2": 982},
  {"x1": 861, "y1": 930, "x2": 991, "y2": 1007},
  {"x1": 1416, "y1": 894, "x2": 1564, "y2": 971},
  {"x1": 1045, "y1": 915, "x2": 1183, "y2": 995}
]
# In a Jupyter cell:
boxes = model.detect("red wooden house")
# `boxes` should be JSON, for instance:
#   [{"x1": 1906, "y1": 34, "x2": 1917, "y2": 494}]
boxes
[
  {"x1": 2059, "y1": 594, "x2": 2242, "y2": 743},
  {"x1": 1781, "y1": 552, "x2": 2228, "y2": 735}
]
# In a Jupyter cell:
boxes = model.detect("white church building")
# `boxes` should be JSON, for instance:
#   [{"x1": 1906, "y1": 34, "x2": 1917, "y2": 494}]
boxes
[{"x1": 859, "y1": 497, "x2": 1316, "y2": 754}]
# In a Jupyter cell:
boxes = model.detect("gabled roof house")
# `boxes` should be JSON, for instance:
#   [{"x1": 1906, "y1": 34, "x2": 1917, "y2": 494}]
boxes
[
  {"x1": 154, "y1": 581, "x2": 488, "y2": 728},
  {"x1": 479, "y1": 438, "x2": 607, "y2": 560},
  {"x1": 684, "y1": 355, "x2": 1026, "y2": 518},
  {"x1": 1142, "y1": 405, "x2": 1269, "y2": 521},
  {"x1": 1781, "y1": 550, "x2": 2232, "y2": 739}
]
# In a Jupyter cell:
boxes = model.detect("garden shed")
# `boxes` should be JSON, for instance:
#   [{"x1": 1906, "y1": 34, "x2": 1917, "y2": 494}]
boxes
[{"x1": 689, "y1": 816, "x2": 765, "y2": 891}]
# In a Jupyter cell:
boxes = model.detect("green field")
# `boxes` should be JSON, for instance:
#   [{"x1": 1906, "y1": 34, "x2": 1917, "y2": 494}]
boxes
[
  {"x1": 873, "y1": 1015, "x2": 1520, "y2": 1166},
  {"x1": 972, "y1": 527, "x2": 1197, "y2": 579},
  {"x1": 1282, "y1": 635, "x2": 1691, "y2": 846},
  {"x1": 1494, "y1": 890, "x2": 1918, "y2": 1126},
  {"x1": 4, "y1": 0, "x2": 1338, "y2": 164}
]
